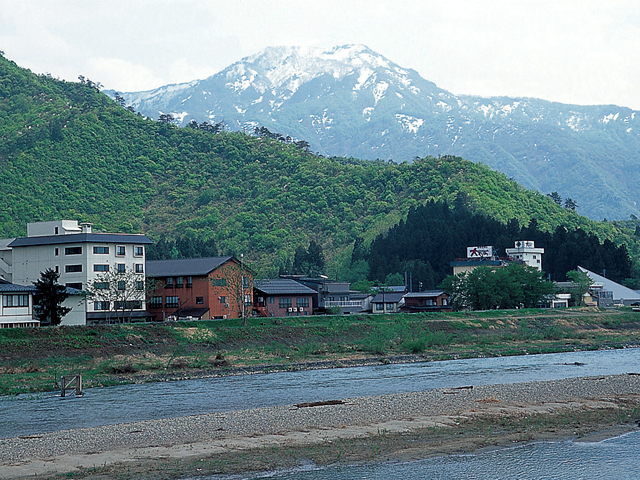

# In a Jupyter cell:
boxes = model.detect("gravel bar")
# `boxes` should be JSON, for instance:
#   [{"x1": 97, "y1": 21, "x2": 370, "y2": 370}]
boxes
[{"x1": 2, "y1": 374, "x2": 640, "y2": 465}]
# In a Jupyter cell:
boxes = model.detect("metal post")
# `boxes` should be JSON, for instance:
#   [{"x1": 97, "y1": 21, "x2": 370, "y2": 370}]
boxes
[
  {"x1": 60, "y1": 375, "x2": 65, "y2": 397},
  {"x1": 77, "y1": 375, "x2": 82, "y2": 396}
]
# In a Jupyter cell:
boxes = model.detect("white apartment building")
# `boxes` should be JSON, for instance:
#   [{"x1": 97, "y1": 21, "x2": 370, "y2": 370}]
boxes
[
  {"x1": 6, "y1": 220, "x2": 153, "y2": 325},
  {"x1": 505, "y1": 240, "x2": 545, "y2": 271}
]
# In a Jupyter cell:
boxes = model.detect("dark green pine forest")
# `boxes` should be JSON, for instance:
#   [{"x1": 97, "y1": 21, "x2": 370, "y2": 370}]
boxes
[
  {"x1": 1, "y1": 53, "x2": 640, "y2": 285},
  {"x1": 361, "y1": 201, "x2": 632, "y2": 290}
]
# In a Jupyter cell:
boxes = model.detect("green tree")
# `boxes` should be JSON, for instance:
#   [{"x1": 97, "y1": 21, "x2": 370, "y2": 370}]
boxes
[
  {"x1": 84, "y1": 267, "x2": 148, "y2": 324},
  {"x1": 441, "y1": 264, "x2": 555, "y2": 311},
  {"x1": 32, "y1": 269, "x2": 71, "y2": 326},
  {"x1": 565, "y1": 270, "x2": 593, "y2": 306},
  {"x1": 547, "y1": 191, "x2": 563, "y2": 206},
  {"x1": 292, "y1": 241, "x2": 325, "y2": 276}
]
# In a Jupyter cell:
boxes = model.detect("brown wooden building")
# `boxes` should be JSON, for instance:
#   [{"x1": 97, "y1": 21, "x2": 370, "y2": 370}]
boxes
[
  {"x1": 253, "y1": 278, "x2": 316, "y2": 317},
  {"x1": 146, "y1": 256, "x2": 253, "y2": 321},
  {"x1": 401, "y1": 290, "x2": 452, "y2": 312}
]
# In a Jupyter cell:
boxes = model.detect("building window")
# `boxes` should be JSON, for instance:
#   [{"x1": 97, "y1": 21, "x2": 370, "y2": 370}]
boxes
[
  {"x1": 211, "y1": 278, "x2": 227, "y2": 287},
  {"x1": 165, "y1": 277, "x2": 174, "y2": 287},
  {"x1": 149, "y1": 296, "x2": 162, "y2": 308},
  {"x1": 134, "y1": 246, "x2": 144, "y2": 256},
  {"x1": 94, "y1": 281, "x2": 109, "y2": 290},
  {"x1": 3, "y1": 294, "x2": 29, "y2": 307},
  {"x1": 135, "y1": 281, "x2": 144, "y2": 291},
  {"x1": 115, "y1": 300, "x2": 142, "y2": 310},
  {"x1": 268, "y1": 296, "x2": 274, "y2": 304},
  {"x1": 93, "y1": 246, "x2": 109, "y2": 254},
  {"x1": 94, "y1": 301, "x2": 110, "y2": 311},
  {"x1": 296, "y1": 297, "x2": 309, "y2": 308},
  {"x1": 375, "y1": 303, "x2": 384, "y2": 311},
  {"x1": 117, "y1": 264, "x2": 126, "y2": 273},
  {"x1": 94, "y1": 264, "x2": 109, "y2": 272},
  {"x1": 175, "y1": 276, "x2": 183, "y2": 288},
  {"x1": 116, "y1": 245, "x2": 126, "y2": 256},
  {"x1": 54, "y1": 248, "x2": 59, "y2": 256},
  {"x1": 186, "y1": 276, "x2": 192, "y2": 288},
  {"x1": 279, "y1": 298, "x2": 292, "y2": 309},
  {"x1": 117, "y1": 281, "x2": 126, "y2": 291},
  {"x1": 165, "y1": 296, "x2": 179, "y2": 308},
  {"x1": 64, "y1": 247, "x2": 82, "y2": 255},
  {"x1": 244, "y1": 294, "x2": 252, "y2": 305},
  {"x1": 242, "y1": 277, "x2": 249, "y2": 288},
  {"x1": 55, "y1": 265, "x2": 59, "y2": 273},
  {"x1": 55, "y1": 227, "x2": 59, "y2": 235},
  {"x1": 65, "y1": 283, "x2": 83, "y2": 290},
  {"x1": 135, "y1": 264, "x2": 144, "y2": 274},
  {"x1": 196, "y1": 296, "x2": 204, "y2": 304},
  {"x1": 219, "y1": 296, "x2": 227, "y2": 304},
  {"x1": 386, "y1": 303, "x2": 394, "y2": 310},
  {"x1": 65, "y1": 265, "x2": 82, "y2": 273}
]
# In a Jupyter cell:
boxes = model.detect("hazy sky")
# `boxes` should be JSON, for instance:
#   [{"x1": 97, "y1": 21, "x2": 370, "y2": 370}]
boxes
[{"x1": 2, "y1": 0, "x2": 639, "y2": 109}]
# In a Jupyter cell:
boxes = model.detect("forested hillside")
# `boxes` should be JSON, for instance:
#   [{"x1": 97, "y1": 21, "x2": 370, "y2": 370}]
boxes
[
  {"x1": 359, "y1": 201, "x2": 632, "y2": 290},
  {"x1": 1, "y1": 54, "x2": 638, "y2": 280},
  {"x1": 117, "y1": 45, "x2": 640, "y2": 221}
]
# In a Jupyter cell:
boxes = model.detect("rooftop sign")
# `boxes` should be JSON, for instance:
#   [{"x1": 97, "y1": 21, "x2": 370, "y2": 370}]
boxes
[{"x1": 467, "y1": 246, "x2": 493, "y2": 258}]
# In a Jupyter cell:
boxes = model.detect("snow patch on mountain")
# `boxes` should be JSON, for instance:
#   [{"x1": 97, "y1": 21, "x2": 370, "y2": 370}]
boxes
[
  {"x1": 173, "y1": 111, "x2": 189, "y2": 123},
  {"x1": 602, "y1": 113, "x2": 619, "y2": 124},
  {"x1": 354, "y1": 67, "x2": 374, "y2": 90},
  {"x1": 373, "y1": 82, "x2": 388, "y2": 105},
  {"x1": 395, "y1": 114, "x2": 424, "y2": 133},
  {"x1": 363, "y1": 107, "x2": 374, "y2": 121}
]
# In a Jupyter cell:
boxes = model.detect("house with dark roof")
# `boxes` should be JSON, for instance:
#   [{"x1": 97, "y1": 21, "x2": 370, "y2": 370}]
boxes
[
  {"x1": 280, "y1": 275, "x2": 362, "y2": 313},
  {"x1": 146, "y1": 256, "x2": 253, "y2": 321},
  {"x1": 253, "y1": 279, "x2": 316, "y2": 317},
  {"x1": 370, "y1": 291, "x2": 406, "y2": 314},
  {"x1": 401, "y1": 290, "x2": 452, "y2": 312},
  {"x1": 0, "y1": 279, "x2": 38, "y2": 328}
]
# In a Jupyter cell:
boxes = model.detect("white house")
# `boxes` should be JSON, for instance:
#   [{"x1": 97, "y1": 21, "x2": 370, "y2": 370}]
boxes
[
  {"x1": 0, "y1": 280, "x2": 38, "y2": 328},
  {"x1": 5, "y1": 220, "x2": 153, "y2": 325},
  {"x1": 505, "y1": 240, "x2": 545, "y2": 271}
]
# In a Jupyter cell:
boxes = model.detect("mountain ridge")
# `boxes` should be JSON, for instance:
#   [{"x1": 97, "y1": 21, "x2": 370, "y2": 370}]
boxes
[
  {"x1": 3, "y1": 52, "x2": 633, "y2": 280},
  {"x1": 112, "y1": 45, "x2": 640, "y2": 221}
]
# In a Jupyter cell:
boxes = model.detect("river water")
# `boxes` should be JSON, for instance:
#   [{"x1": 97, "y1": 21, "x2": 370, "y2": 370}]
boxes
[
  {"x1": 200, "y1": 430, "x2": 640, "y2": 480},
  {"x1": 1, "y1": 347, "x2": 639, "y2": 439}
]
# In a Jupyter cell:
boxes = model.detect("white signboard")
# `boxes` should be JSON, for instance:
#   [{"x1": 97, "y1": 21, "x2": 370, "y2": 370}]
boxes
[
  {"x1": 514, "y1": 240, "x2": 535, "y2": 248},
  {"x1": 467, "y1": 246, "x2": 493, "y2": 258}
]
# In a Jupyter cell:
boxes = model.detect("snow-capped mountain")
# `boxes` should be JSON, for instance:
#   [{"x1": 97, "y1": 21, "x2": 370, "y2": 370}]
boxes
[{"x1": 113, "y1": 45, "x2": 640, "y2": 220}]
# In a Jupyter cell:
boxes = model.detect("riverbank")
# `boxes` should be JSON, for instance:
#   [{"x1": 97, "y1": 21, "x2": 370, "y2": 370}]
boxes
[
  {"x1": 2, "y1": 307, "x2": 640, "y2": 395},
  {"x1": 2, "y1": 374, "x2": 639, "y2": 479}
]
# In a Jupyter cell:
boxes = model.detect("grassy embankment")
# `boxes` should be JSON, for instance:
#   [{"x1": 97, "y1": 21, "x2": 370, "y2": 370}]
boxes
[{"x1": 1, "y1": 307, "x2": 639, "y2": 396}]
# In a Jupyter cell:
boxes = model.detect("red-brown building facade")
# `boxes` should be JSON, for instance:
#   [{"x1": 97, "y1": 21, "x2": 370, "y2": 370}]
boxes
[
  {"x1": 146, "y1": 256, "x2": 253, "y2": 321},
  {"x1": 253, "y1": 278, "x2": 316, "y2": 317},
  {"x1": 401, "y1": 290, "x2": 452, "y2": 312}
]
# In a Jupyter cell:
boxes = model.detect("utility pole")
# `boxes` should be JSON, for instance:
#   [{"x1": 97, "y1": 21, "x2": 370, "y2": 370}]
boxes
[{"x1": 241, "y1": 253, "x2": 245, "y2": 323}]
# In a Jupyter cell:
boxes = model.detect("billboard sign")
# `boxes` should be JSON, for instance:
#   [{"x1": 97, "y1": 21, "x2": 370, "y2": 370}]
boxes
[{"x1": 467, "y1": 246, "x2": 493, "y2": 258}]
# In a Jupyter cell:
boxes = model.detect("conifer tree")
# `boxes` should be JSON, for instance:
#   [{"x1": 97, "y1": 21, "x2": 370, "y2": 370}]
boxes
[{"x1": 33, "y1": 269, "x2": 71, "y2": 326}]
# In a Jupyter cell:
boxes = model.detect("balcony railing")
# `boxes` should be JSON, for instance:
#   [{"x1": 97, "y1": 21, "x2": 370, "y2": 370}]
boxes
[{"x1": 322, "y1": 300, "x2": 363, "y2": 308}]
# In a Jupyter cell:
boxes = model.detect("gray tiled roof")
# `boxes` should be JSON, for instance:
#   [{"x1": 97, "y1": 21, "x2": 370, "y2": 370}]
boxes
[
  {"x1": 404, "y1": 290, "x2": 446, "y2": 298},
  {"x1": 9, "y1": 233, "x2": 153, "y2": 247},
  {"x1": 371, "y1": 292, "x2": 406, "y2": 303},
  {"x1": 146, "y1": 256, "x2": 233, "y2": 277},
  {"x1": 0, "y1": 283, "x2": 36, "y2": 293},
  {"x1": 254, "y1": 279, "x2": 316, "y2": 295}
]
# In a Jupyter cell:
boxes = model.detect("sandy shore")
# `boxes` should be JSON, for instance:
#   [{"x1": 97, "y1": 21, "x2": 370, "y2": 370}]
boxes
[{"x1": 2, "y1": 374, "x2": 640, "y2": 479}]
